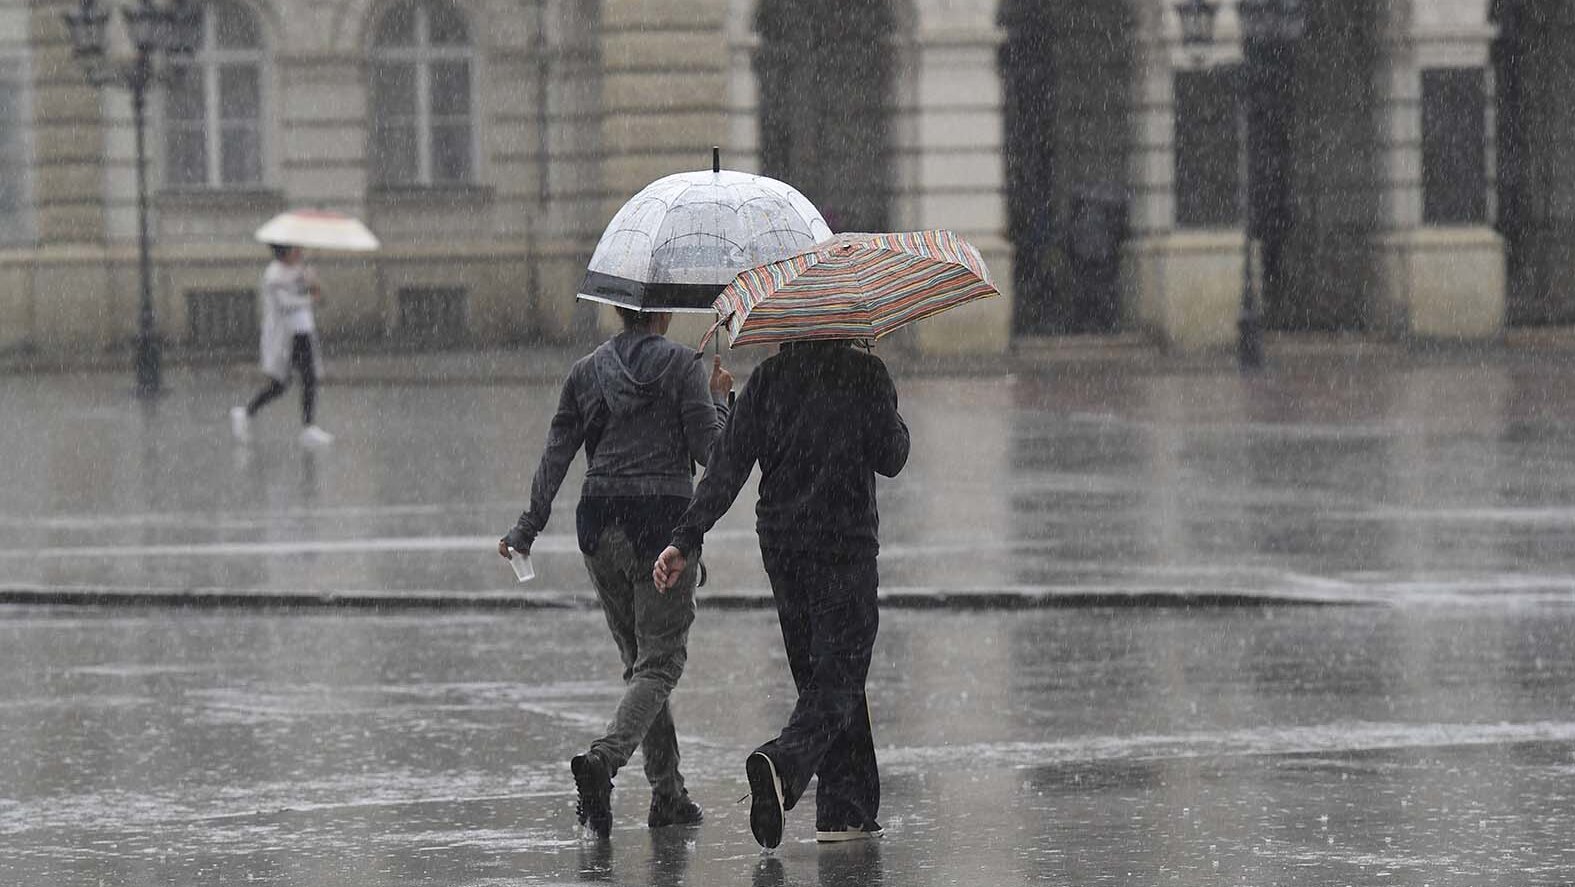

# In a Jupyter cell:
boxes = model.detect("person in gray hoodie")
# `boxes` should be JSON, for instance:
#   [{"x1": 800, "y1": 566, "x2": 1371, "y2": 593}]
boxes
[{"x1": 498, "y1": 307, "x2": 732, "y2": 840}]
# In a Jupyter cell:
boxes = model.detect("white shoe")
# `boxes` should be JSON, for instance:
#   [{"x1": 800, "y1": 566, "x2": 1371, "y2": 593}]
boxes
[
  {"x1": 229, "y1": 407, "x2": 250, "y2": 443},
  {"x1": 815, "y1": 821, "x2": 884, "y2": 843},
  {"x1": 299, "y1": 425, "x2": 334, "y2": 447}
]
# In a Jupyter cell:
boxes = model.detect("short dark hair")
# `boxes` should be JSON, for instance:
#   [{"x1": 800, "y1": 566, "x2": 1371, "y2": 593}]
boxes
[
  {"x1": 616, "y1": 307, "x2": 647, "y2": 328},
  {"x1": 269, "y1": 244, "x2": 292, "y2": 261}
]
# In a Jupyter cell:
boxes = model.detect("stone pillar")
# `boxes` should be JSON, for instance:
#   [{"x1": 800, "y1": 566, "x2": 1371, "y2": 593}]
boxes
[
  {"x1": 26, "y1": 0, "x2": 114, "y2": 353},
  {"x1": 1372, "y1": 0, "x2": 1506, "y2": 340},
  {"x1": 898, "y1": 2, "x2": 1010, "y2": 356},
  {"x1": 0, "y1": 5, "x2": 36, "y2": 351},
  {"x1": 1126, "y1": 0, "x2": 1245, "y2": 352},
  {"x1": 593, "y1": 0, "x2": 730, "y2": 342},
  {"x1": 534, "y1": 1, "x2": 607, "y2": 342}
]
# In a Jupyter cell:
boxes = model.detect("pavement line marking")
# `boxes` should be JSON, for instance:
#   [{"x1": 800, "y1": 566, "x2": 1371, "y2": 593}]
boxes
[
  {"x1": 0, "y1": 529, "x2": 758, "y2": 560},
  {"x1": 883, "y1": 719, "x2": 1575, "y2": 769}
]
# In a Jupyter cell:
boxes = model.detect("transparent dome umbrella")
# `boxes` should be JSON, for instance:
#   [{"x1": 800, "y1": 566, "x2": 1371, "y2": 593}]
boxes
[{"x1": 578, "y1": 150, "x2": 832, "y2": 314}]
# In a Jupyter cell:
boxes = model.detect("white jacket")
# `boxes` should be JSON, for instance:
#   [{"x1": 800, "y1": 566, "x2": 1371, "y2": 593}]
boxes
[{"x1": 258, "y1": 260, "x2": 325, "y2": 381}]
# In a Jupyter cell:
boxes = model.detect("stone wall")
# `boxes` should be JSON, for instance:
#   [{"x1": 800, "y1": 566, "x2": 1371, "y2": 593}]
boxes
[{"x1": 0, "y1": 0, "x2": 1523, "y2": 363}]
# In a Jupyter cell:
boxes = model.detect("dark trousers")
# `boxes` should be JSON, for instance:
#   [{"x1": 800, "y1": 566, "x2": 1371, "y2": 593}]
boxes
[
  {"x1": 756, "y1": 548, "x2": 880, "y2": 829},
  {"x1": 247, "y1": 334, "x2": 316, "y2": 425}
]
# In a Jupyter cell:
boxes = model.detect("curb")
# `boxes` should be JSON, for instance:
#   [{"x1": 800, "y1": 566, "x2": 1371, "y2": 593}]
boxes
[{"x1": 0, "y1": 586, "x2": 1361, "y2": 611}]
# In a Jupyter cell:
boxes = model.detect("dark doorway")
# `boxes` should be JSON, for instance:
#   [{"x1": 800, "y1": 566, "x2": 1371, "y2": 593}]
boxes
[
  {"x1": 1493, "y1": 0, "x2": 1575, "y2": 326},
  {"x1": 755, "y1": 0, "x2": 894, "y2": 234},
  {"x1": 1275, "y1": 0, "x2": 1382, "y2": 332},
  {"x1": 999, "y1": 0, "x2": 1135, "y2": 336}
]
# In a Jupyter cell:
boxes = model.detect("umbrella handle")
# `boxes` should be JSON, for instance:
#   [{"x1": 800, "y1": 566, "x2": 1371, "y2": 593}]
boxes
[{"x1": 699, "y1": 313, "x2": 727, "y2": 351}]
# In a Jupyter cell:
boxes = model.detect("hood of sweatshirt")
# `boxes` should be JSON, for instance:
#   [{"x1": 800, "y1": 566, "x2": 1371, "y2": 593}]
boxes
[{"x1": 591, "y1": 331, "x2": 686, "y2": 417}]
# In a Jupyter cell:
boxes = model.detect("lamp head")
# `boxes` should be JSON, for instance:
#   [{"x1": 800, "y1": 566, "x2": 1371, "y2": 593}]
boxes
[
  {"x1": 121, "y1": 0, "x2": 174, "y2": 55},
  {"x1": 62, "y1": 0, "x2": 110, "y2": 59},
  {"x1": 167, "y1": 0, "x2": 202, "y2": 62},
  {"x1": 1175, "y1": 0, "x2": 1220, "y2": 48},
  {"x1": 1238, "y1": 0, "x2": 1306, "y2": 45}
]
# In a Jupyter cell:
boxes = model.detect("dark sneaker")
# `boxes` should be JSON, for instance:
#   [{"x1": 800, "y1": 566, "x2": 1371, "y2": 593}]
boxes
[
  {"x1": 572, "y1": 752, "x2": 613, "y2": 840},
  {"x1": 815, "y1": 820, "x2": 883, "y2": 843},
  {"x1": 745, "y1": 751, "x2": 785, "y2": 849},
  {"x1": 648, "y1": 793, "x2": 704, "y2": 828}
]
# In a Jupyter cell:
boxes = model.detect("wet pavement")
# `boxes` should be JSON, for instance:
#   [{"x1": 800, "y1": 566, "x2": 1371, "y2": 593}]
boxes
[
  {"x1": 3, "y1": 604, "x2": 1574, "y2": 885},
  {"x1": 5, "y1": 353, "x2": 1575, "y2": 606},
  {"x1": 3, "y1": 352, "x2": 1575, "y2": 883}
]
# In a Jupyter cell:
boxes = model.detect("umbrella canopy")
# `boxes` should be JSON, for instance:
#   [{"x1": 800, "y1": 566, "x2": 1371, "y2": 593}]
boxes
[
  {"x1": 579, "y1": 169, "x2": 832, "y2": 313},
  {"x1": 254, "y1": 210, "x2": 381, "y2": 252},
  {"x1": 709, "y1": 230, "x2": 999, "y2": 348}
]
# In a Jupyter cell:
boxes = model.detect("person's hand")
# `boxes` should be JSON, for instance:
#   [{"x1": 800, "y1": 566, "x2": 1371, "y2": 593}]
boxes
[
  {"x1": 500, "y1": 523, "x2": 532, "y2": 558},
  {"x1": 498, "y1": 529, "x2": 530, "y2": 561},
  {"x1": 709, "y1": 356, "x2": 733, "y2": 399},
  {"x1": 652, "y1": 546, "x2": 688, "y2": 593}
]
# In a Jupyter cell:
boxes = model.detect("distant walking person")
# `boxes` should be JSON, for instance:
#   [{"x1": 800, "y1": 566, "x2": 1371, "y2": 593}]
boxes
[
  {"x1": 652, "y1": 338, "x2": 909, "y2": 849},
  {"x1": 231, "y1": 244, "x2": 333, "y2": 446},
  {"x1": 500, "y1": 308, "x2": 733, "y2": 840}
]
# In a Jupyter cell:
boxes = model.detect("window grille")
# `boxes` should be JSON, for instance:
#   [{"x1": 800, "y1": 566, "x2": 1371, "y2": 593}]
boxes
[
  {"x1": 397, "y1": 286, "x2": 467, "y2": 345},
  {"x1": 187, "y1": 288, "x2": 258, "y2": 348}
]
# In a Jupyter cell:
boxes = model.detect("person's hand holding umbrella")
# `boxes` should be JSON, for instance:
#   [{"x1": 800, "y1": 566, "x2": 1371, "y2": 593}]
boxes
[{"x1": 709, "y1": 355, "x2": 733, "y2": 400}]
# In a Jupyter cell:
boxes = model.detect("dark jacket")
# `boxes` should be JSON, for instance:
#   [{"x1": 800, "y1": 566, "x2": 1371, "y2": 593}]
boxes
[
  {"x1": 507, "y1": 331, "x2": 729, "y2": 554},
  {"x1": 670, "y1": 340, "x2": 909, "y2": 557}
]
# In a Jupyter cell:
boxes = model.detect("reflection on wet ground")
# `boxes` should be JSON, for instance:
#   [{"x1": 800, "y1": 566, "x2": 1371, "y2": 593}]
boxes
[
  {"x1": 2, "y1": 604, "x2": 1573, "y2": 885},
  {"x1": 6, "y1": 359, "x2": 1575, "y2": 603},
  {"x1": 5, "y1": 358, "x2": 1575, "y2": 883}
]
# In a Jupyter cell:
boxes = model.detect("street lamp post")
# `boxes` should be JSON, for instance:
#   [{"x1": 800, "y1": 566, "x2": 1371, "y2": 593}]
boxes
[
  {"x1": 1176, "y1": 0, "x2": 1305, "y2": 371},
  {"x1": 62, "y1": 0, "x2": 199, "y2": 398}
]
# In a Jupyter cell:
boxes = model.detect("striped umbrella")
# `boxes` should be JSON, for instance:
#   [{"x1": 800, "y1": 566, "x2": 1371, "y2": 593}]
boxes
[{"x1": 708, "y1": 230, "x2": 999, "y2": 348}]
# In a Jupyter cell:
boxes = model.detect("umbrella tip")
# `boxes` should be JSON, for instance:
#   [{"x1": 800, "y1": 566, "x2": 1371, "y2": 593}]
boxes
[{"x1": 712, "y1": 146, "x2": 720, "y2": 174}]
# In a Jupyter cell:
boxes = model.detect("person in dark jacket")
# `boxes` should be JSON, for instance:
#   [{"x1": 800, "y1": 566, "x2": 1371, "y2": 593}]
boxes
[
  {"x1": 652, "y1": 338, "x2": 910, "y2": 849},
  {"x1": 499, "y1": 307, "x2": 732, "y2": 840}
]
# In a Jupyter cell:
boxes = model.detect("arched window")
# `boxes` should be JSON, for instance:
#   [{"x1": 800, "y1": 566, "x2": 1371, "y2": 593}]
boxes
[
  {"x1": 164, "y1": 0, "x2": 265, "y2": 188},
  {"x1": 369, "y1": 0, "x2": 475, "y2": 186}
]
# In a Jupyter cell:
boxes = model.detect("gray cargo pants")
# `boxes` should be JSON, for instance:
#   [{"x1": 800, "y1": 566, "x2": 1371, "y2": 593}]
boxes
[{"x1": 582, "y1": 525, "x2": 699, "y2": 801}]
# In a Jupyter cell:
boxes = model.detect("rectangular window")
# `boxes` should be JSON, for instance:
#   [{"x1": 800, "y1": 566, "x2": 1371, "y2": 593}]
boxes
[
  {"x1": 370, "y1": 62, "x2": 419, "y2": 185},
  {"x1": 186, "y1": 289, "x2": 258, "y2": 348},
  {"x1": 164, "y1": 66, "x2": 209, "y2": 186},
  {"x1": 397, "y1": 286, "x2": 467, "y2": 345},
  {"x1": 0, "y1": 57, "x2": 33, "y2": 245},
  {"x1": 1422, "y1": 67, "x2": 1488, "y2": 226},
  {"x1": 218, "y1": 65, "x2": 261, "y2": 185},
  {"x1": 1174, "y1": 68, "x2": 1242, "y2": 229},
  {"x1": 428, "y1": 60, "x2": 472, "y2": 182}
]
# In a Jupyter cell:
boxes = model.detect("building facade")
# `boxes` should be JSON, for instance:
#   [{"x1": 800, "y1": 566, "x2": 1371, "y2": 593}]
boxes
[{"x1": 0, "y1": 0, "x2": 1564, "y2": 361}]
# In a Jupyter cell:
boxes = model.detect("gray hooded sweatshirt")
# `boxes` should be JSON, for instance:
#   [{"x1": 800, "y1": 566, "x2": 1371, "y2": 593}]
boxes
[{"x1": 508, "y1": 331, "x2": 729, "y2": 552}]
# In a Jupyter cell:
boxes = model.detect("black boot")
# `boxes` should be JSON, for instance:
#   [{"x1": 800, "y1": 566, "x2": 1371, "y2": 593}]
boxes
[
  {"x1": 572, "y1": 752, "x2": 613, "y2": 840},
  {"x1": 648, "y1": 792, "x2": 704, "y2": 828}
]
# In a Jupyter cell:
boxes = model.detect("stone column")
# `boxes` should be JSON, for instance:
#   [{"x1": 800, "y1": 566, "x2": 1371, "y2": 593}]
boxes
[
  {"x1": 1125, "y1": 0, "x2": 1245, "y2": 352},
  {"x1": 898, "y1": 1, "x2": 1010, "y2": 356},
  {"x1": 593, "y1": 0, "x2": 730, "y2": 341},
  {"x1": 0, "y1": 4, "x2": 37, "y2": 350},
  {"x1": 534, "y1": 1, "x2": 607, "y2": 342},
  {"x1": 1372, "y1": 0, "x2": 1506, "y2": 340},
  {"x1": 26, "y1": 0, "x2": 114, "y2": 352}
]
